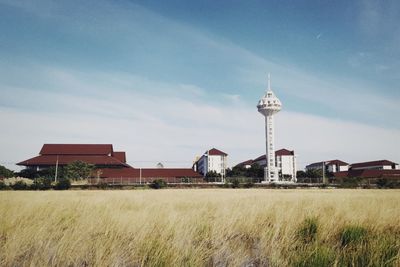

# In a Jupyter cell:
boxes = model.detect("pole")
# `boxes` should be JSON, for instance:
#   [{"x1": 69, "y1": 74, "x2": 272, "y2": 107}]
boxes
[
  {"x1": 140, "y1": 168, "x2": 142, "y2": 185},
  {"x1": 54, "y1": 155, "x2": 59, "y2": 183},
  {"x1": 322, "y1": 161, "x2": 325, "y2": 184}
]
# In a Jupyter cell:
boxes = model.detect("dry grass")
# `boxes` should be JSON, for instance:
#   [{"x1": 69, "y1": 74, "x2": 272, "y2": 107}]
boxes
[{"x1": 1, "y1": 189, "x2": 399, "y2": 266}]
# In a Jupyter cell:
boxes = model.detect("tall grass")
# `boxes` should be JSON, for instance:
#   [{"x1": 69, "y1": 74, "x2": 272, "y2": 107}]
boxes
[{"x1": 1, "y1": 189, "x2": 399, "y2": 266}]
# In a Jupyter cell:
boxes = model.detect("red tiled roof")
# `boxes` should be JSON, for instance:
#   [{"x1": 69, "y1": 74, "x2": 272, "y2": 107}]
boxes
[
  {"x1": 235, "y1": 159, "x2": 254, "y2": 168},
  {"x1": 334, "y1": 169, "x2": 400, "y2": 179},
  {"x1": 307, "y1": 159, "x2": 348, "y2": 168},
  {"x1": 254, "y1": 149, "x2": 295, "y2": 162},
  {"x1": 17, "y1": 155, "x2": 129, "y2": 167},
  {"x1": 112, "y1": 152, "x2": 126, "y2": 163},
  {"x1": 97, "y1": 167, "x2": 202, "y2": 178},
  {"x1": 208, "y1": 148, "x2": 228, "y2": 156},
  {"x1": 40, "y1": 144, "x2": 113, "y2": 155},
  {"x1": 275, "y1": 149, "x2": 294, "y2": 156},
  {"x1": 254, "y1": 155, "x2": 266, "y2": 162},
  {"x1": 351, "y1": 160, "x2": 397, "y2": 169},
  {"x1": 326, "y1": 160, "x2": 348, "y2": 166}
]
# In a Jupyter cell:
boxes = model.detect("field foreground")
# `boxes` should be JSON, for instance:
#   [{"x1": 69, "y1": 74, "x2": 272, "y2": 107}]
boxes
[{"x1": 1, "y1": 189, "x2": 400, "y2": 266}]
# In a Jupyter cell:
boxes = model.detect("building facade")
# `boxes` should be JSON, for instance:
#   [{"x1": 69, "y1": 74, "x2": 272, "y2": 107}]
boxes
[
  {"x1": 237, "y1": 149, "x2": 297, "y2": 182},
  {"x1": 305, "y1": 160, "x2": 349, "y2": 173},
  {"x1": 194, "y1": 148, "x2": 228, "y2": 181},
  {"x1": 350, "y1": 160, "x2": 399, "y2": 170}
]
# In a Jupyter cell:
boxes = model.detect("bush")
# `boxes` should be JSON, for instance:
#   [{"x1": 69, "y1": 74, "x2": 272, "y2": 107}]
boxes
[
  {"x1": 10, "y1": 180, "x2": 28, "y2": 190},
  {"x1": 0, "y1": 181, "x2": 10, "y2": 190},
  {"x1": 149, "y1": 179, "x2": 167, "y2": 189},
  {"x1": 231, "y1": 179, "x2": 240, "y2": 188},
  {"x1": 54, "y1": 179, "x2": 71, "y2": 190},
  {"x1": 243, "y1": 181, "x2": 254, "y2": 188},
  {"x1": 298, "y1": 217, "x2": 318, "y2": 243},
  {"x1": 294, "y1": 245, "x2": 335, "y2": 267},
  {"x1": 340, "y1": 225, "x2": 367, "y2": 247},
  {"x1": 341, "y1": 177, "x2": 361, "y2": 188},
  {"x1": 97, "y1": 181, "x2": 108, "y2": 189},
  {"x1": 30, "y1": 177, "x2": 52, "y2": 190}
]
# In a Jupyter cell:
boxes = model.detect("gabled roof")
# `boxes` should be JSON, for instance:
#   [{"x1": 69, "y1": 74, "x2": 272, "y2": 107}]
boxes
[
  {"x1": 112, "y1": 152, "x2": 126, "y2": 163},
  {"x1": 253, "y1": 149, "x2": 295, "y2": 162},
  {"x1": 306, "y1": 159, "x2": 349, "y2": 168},
  {"x1": 207, "y1": 148, "x2": 228, "y2": 156},
  {"x1": 326, "y1": 160, "x2": 348, "y2": 166},
  {"x1": 275, "y1": 149, "x2": 294, "y2": 156},
  {"x1": 17, "y1": 155, "x2": 130, "y2": 167},
  {"x1": 40, "y1": 144, "x2": 113, "y2": 155},
  {"x1": 235, "y1": 159, "x2": 254, "y2": 168},
  {"x1": 351, "y1": 160, "x2": 397, "y2": 169}
]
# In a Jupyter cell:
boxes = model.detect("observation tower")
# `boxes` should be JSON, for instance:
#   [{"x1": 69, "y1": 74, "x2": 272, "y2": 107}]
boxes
[{"x1": 257, "y1": 74, "x2": 282, "y2": 182}]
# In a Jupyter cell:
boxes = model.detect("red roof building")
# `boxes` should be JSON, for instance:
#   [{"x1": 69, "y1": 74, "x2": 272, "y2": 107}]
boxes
[
  {"x1": 18, "y1": 144, "x2": 129, "y2": 169},
  {"x1": 17, "y1": 144, "x2": 202, "y2": 183},
  {"x1": 193, "y1": 148, "x2": 228, "y2": 181},
  {"x1": 350, "y1": 160, "x2": 398, "y2": 170},
  {"x1": 305, "y1": 159, "x2": 349, "y2": 173},
  {"x1": 235, "y1": 148, "x2": 297, "y2": 181}
]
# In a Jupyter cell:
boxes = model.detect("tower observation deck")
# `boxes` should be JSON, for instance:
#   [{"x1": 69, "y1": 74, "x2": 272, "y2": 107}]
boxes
[{"x1": 257, "y1": 74, "x2": 282, "y2": 182}]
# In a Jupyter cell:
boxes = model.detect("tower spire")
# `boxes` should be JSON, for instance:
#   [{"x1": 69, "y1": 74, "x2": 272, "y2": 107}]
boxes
[{"x1": 267, "y1": 73, "x2": 271, "y2": 91}]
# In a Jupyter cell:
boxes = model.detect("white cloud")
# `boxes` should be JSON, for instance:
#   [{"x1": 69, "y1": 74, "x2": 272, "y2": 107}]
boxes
[{"x1": 1, "y1": 69, "x2": 399, "y2": 172}]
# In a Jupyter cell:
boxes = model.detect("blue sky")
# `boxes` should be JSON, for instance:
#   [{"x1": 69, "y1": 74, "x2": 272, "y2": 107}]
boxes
[{"x1": 0, "y1": 0, "x2": 399, "y2": 170}]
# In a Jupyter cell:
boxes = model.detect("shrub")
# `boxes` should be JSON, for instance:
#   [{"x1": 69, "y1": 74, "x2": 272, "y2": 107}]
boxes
[
  {"x1": 340, "y1": 225, "x2": 367, "y2": 247},
  {"x1": 243, "y1": 181, "x2": 254, "y2": 188},
  {"x1": 149, "y1": 179, "x2": 167, "y2": 189},
  {"x1": 0, "y1": 181, "x2": 10, "y2": 190},
  {"x1": 10, "y1": 180, "x2": 28, "y2": 190},
  {"x1": 54, "y1": 179, "x2": 71, "y2": 190},
  {"x1": 97, "y1": 181, "x2": 108, "y2": 190},
  {"x1": 294, "y1": 245, "x2": 335, "y2": 267},
  {"x1": 376, "y1": 178, "x2": 388, "y2": 189},
  {"x1": 231, "y1": 179, "x2": 240, "y2": 188},
  {"x1": 298, "y1": 217, "x2": 318, "y2": 243},
  {"x1": 30, "y1": 177, "x2": 52, "y2": 190},
  {"x1": 341, "y1": 177, "x2": 361, "y2": 188}
]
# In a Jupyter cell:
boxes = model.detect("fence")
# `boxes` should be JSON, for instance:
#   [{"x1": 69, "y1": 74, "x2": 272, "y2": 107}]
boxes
[{"x1": 88, "y1": 177, "x2": 204, "y2": 185}]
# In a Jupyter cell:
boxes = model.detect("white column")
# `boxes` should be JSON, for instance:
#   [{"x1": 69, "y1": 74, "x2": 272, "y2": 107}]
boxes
[{"x1": 265, "y1": 115, "x2": 277, "y2": 182}]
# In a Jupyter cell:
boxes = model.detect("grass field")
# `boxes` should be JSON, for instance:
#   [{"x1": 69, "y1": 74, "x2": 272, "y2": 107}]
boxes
[{"x1": 1, "y1": 189, "x2": 399, "y2": 266}]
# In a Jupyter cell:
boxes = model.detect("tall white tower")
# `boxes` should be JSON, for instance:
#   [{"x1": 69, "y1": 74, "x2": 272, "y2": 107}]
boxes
[{"x1": 257, "y1": 74, "x2": 282, "y2": 182}]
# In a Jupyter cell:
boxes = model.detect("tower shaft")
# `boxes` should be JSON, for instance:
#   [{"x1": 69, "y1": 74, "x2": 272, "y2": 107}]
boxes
[{"x1": 265, "y1": 115, "x2": 277, "y2": 181}]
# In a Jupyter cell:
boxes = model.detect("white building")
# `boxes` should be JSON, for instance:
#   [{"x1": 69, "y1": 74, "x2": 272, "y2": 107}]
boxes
[
  {"x1": 350, "y1": 160, "x2": 399, "y2": 171},
  {"x1": 251, "y1": 149, "x2": 297, "y2": 182},
  {"x1": 305, "y1": 160, "x2": 349, "y2": 173},
  {"x1": 194, "y1": 148, "x2": 228, "y2": 181}
]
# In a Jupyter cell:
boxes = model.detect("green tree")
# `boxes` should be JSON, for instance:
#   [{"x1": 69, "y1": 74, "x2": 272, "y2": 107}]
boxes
[
  {"x1": 296, "y1": 170, "x2": 307, "y2": 178},
  {"x1": 65, "y1": 161, "x2": 94, "y2": 180},
  {"x1": 0, "y1": 165, "x2": 14, "y2": 178}
]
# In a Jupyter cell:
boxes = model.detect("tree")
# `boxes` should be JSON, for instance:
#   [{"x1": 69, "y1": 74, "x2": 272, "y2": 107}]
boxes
[
  {"x1": 65, "y1": 161, "x2": 94, "y2": 180},
  {"x1": 296, "y1": 170, "x2": 307, "y2": 178},
  {"x1": 306, "y1": 169, "x2": 322, "y2": 179},
  {"x1": 0, "y1": 165, "x2": 14, "y2": 178}
]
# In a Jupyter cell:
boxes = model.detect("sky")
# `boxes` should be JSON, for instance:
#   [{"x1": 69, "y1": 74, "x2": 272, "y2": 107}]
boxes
[{"x1": 0, "y1": 0, "x2": 399, "y2": 171}]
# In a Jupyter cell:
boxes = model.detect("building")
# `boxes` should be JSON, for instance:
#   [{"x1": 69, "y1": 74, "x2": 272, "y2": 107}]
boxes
[
  {"x1": 17, "y1": 144, "x2": 130, "y2": 170},
  {"x1": 305, "y1": 160, "x2": 349, "y2": 173},
  {"x1": 193, "y1": 148, "x2": 228, "y2": 181},
  {"x1": 17, "y1": 144, "x2": 202, "y2": 183},
  {"x1": 235, "y1": 159, "x2": 254, "y2": 169},
  {"x1": 350, "y1": 160, "x2": 399, "y2": 170},
  {"x1": 236, "y1": 149, "x2": 297, "y2": 182},
  {"x1": 257, "y1": 74, "x2": 282, "y2": 182}
]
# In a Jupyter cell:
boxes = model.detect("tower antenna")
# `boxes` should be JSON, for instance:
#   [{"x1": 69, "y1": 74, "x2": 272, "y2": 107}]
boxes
[{"x1": 267, "y1": 73, "x2": 271, "y2": 91}]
